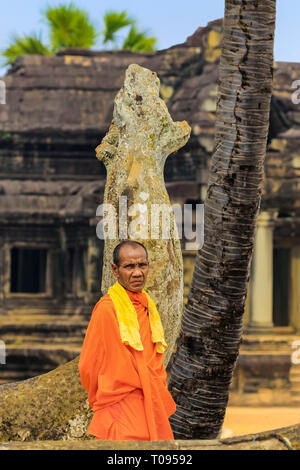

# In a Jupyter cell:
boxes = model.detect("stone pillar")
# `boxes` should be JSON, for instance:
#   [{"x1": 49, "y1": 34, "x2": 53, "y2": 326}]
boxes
[
  {"x1": 289, "y1": 246, "x2": 300, "y2": 333},
  {"x1": 182, "y1": 250, "x2": 196, "y2": 305},
  {"x1": 86, "y1": 236, "x2": 102, "y2": 296},
  {"x1": 0, "y1": 240, "x2": 4, "y2": 315},
  {"x1": 243, "y1": 279, "x2": 251, "y2": 328},
  {"x1": 246, "y1": 211, "x2": 277, "y2": 334},
  {"x1": 200, "y1": 184, "x2": 207, "y2": 202}
]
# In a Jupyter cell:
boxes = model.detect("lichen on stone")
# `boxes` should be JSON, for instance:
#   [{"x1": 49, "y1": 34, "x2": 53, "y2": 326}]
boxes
[{"x1": 96, "y1": 64, "x2": 191, "y2": 366}]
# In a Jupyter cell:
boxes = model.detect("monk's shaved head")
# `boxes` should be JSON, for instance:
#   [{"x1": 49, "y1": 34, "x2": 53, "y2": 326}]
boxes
[
  {"x1": 112, "y1": 240, "x2": 149, "y2": 292},
  {"x1": 113, "y1": 240, "x2": 148, "y2": 267}
]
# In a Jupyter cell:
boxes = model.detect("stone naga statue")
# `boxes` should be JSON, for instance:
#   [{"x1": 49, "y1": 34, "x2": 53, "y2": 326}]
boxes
[
  {"x1": 96, "y1": 64, "x2": 191, "y2": 366},
  {"x1": 0, "y1": 64, "x2": 190, "y2": 441}
]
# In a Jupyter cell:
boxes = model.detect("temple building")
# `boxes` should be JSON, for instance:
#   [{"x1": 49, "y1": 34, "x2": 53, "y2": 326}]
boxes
[{"x1": 0, "y1": 19, "x2": 299, "y2": 406}]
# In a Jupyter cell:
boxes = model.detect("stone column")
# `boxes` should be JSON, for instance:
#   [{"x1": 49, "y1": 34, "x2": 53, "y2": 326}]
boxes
[
  {"x1": 0, "y1": 241, "x2": 4, "y2": 315},
  {"x1": 243, "y1": 279, "x2": 251, "y2": 328},
  {"x1": 246, "y1": 210, "x2": 277, "y2": 334},
  {"x1": 86, "y1": 236, "x2": 102, "y2": 296},
  {"x1": 289, "y1": 246, "x2": 300, "y2": 333}
]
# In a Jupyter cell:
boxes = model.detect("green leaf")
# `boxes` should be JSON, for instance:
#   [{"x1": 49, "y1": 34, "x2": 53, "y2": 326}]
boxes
[
  {"x1": 43, "y1": 2, "x2": 98, "y2": 51},
  {"x1": 1, "y1": 133, "x2": 12, "y2": 140},
  {"x1": 122, "y1": 26, "x2": 157, "y2": 52},
  {"x1": 102, "y1": 10, "x2": 135, "y2": 44},
  {"x1": 2, "y1": 32, "x2": 51, "y2": 65}
]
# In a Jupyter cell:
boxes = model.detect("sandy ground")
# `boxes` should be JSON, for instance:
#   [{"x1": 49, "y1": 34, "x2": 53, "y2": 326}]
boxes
[{"x1": 221, "y1": 407, "x2": 300, "y2": 438}]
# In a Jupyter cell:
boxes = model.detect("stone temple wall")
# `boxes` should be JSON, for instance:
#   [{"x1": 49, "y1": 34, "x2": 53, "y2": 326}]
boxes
[{"x1": 0, "y1": 18, "x2": 299, "y2": 406}]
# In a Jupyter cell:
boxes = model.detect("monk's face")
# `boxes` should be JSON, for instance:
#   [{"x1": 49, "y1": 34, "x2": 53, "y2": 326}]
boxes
[{"x1": 112, "y1": 245, "x2": 149, "y2": 292}]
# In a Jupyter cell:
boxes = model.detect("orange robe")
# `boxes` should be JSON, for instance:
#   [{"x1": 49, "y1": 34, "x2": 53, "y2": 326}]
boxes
[{"x1": 78, "y1": 289, "x2": 176, "y2": 440}]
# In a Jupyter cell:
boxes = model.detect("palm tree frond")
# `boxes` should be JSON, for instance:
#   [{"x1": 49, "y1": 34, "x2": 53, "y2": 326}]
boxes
[
  {"x1": 122, "y1": 26, "x2": 157, "y2": 52},
  {"x1": 1, "y1": 5, "x2": 157, "y2": 66},
  {"x1": 103, "y1": 10, "x2": 135, "y2": 44},
  {"x1": 2, "y1": 32, "x2": 51, "y2": 65},
  {"x1": 44, "y1": 2, "x2": 98, "y2": 51}
]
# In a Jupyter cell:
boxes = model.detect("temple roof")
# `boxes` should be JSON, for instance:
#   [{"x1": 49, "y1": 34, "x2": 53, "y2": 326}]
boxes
[
  {"x1": 0, "y1": 18, "x2": 299, "y2": 224},
  {"x1": 0, "y1": 19, "x2": 224, "y2": 134}
]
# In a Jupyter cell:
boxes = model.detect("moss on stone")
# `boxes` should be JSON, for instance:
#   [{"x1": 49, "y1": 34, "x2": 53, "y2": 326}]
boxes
[
  {"x1": 0, "y1": 356, "x2": 94, "y2": 441},
  {"x1": 1, "y1": 422, "x2": 300, "y2": 449}
]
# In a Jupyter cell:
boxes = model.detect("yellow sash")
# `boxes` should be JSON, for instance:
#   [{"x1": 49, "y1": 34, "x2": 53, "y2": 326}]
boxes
[{"x1": 108, "y1": 281, "x2": 168, "y2": 353}]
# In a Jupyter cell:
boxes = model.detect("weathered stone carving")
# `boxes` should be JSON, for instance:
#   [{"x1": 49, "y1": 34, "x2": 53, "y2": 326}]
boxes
[{"x1": 96, "y1": 63, "x2": 191, "y2": 366}]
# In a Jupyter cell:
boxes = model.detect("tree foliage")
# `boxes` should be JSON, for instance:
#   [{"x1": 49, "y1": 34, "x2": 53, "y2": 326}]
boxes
[
  {"x1": 2, "y1": 32, "x2": 51, "y2": 66},
  {"x1": 44, "y1": 2, "x2": 98, "y2": 50},
  {"x1": 2, "y1": 3, "x2": 157, "y2": 65},
  {"x1": 102, "y1": 10, "x2": 134, "y2": 45},
  {"x1": 122, "y1": 26, "x2": 157, "y2": 52}
]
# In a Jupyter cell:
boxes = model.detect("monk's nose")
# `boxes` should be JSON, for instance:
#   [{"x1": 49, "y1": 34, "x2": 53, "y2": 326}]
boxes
[{"x1": 133, "y1": 268, "x2": 143, "y2": 277}]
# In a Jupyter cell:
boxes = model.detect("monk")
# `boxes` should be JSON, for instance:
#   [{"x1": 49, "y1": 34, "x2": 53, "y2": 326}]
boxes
[{"x1": 78, "y1": 240, "x2": 176, "y2": 440}]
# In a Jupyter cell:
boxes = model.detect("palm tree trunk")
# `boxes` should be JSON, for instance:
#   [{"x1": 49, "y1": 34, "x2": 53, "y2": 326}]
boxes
[{"x1": 169, "y1": 0, "x2": 277, "y2": 439}]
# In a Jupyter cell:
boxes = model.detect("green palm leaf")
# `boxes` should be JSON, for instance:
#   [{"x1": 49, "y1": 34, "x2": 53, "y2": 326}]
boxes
[
  {"x1": 122, "y1": 26, "x2": 157, "y2": 52},
  {"x1": 2, "y1": 32, "x2": 51, "y2": 65},
  {"x1": 103, "y1": 10, "x2": 135, "y2": 44},
  {"x1": 1, "y1": 4, "x2": 158, "y2": 66},
  {"x1": 44, "y1": 2, "x2": 98, "y2": 51}
]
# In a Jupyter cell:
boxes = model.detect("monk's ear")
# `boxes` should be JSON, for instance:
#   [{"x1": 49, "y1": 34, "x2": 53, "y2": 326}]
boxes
[{"x1": 112, "y1": 263, "x2": 119, "y2": 278}]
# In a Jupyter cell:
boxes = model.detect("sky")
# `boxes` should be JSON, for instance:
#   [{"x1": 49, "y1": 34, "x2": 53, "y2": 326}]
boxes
[{"x1": 0, "y1": 0, "x2": 299, "y2": 76}]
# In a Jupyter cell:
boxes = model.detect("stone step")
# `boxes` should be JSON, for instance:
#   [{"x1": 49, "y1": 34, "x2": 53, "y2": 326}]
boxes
[
  {"x1": 0, "y1": 321, "x2": 88, "y2": 329},
  {"x1": 290, "y1": 384, "x2": 300, "y2": 389},
  {"x1": 290, "y1": 394, "x2": 300, "y2": 402},
  {"x1": 0, "y1": 321, "x2": 88, "y2": 346},
  {"x1": 289, "y1": 376, "x2": 300, "y2": 382},
  {"x1": 0, "y1": 312, "x2": 92, "y2": 321},
  {"x1": 289, "y1": 376, "x2": 300, "y2": 383},
  {"x1": 0, "y1": 346, "x2": 80, "y2": 384},
  {"x1": 4, "y1": 343, "x2": 82, "y2": 350},
  {"x1": 2, "y1": 334, "x2": 85, "y2": 345},
  {"x1": 290, "y1": 385, "x2": 300, "y2": 391},
  {"x1": 1, "y1": 337, "x2": 85, "y2": 349}
]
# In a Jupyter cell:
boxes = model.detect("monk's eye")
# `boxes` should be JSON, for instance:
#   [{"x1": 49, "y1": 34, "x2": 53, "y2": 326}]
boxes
[
  {"x1": 125, "y1": 264, "x2": 134, "y2": 269},
  {"x1": 139, "y1": 264, "x2": 147, "y2": 268}
]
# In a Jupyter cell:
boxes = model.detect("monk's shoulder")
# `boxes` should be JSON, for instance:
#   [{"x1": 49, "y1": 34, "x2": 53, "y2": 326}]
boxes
[
  {"x1": 97, "y1": 293, "x2": 113, "y2": 306},
  {"x1": 92, "y1": 294, "x2": 116, "y2": 323}
]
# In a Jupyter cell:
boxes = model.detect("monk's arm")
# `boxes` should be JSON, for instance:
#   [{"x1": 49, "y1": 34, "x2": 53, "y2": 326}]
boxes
[
  {"x1": 78, "y1": 301, "x2": 105, "y2": 395},
  {"x1": 79, "y1": 298, "x2": 143, "y2": 410}
]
